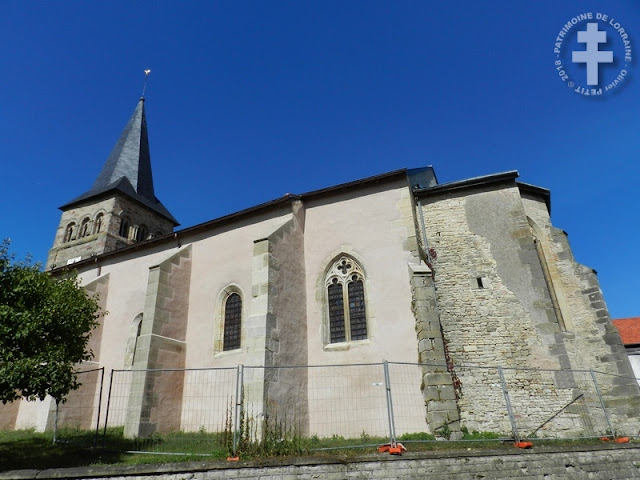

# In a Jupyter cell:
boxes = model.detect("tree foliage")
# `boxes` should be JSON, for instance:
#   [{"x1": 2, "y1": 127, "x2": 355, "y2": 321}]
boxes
[{"x1": 0, "y1": 240, "x2": 102, "y2": 403}]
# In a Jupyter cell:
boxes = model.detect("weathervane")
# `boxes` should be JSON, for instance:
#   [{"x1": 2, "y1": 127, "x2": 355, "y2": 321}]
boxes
[{"x1": 141, "y1": 69, "x2": 151, "y2": 98}]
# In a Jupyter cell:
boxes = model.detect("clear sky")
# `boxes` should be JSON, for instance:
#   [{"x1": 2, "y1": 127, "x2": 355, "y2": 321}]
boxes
[{"x1": 1, "y1": 1, "x2": 638, "y2": 318}]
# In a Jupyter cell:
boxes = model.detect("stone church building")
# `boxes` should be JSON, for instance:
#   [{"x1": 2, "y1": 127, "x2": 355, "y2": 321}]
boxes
[{"x1": 2, "y1": 97, "x2": 638, "y2": 439}]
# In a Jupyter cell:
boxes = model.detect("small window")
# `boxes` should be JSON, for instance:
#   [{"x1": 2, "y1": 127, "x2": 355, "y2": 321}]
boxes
[
  {"x1": 119, "y1": 217, "x2": 130, "y2": 239},
  {"x1": 136, "y1": 225, "x2": 149, "y2": 242},
  {"x1": 93, "y1": 213, "x2": 104, "y2": 234},
  {"x1": 64, "y1": 222, "x2": 76, "y2": 243},
  {"x1": 124, "y1": 314, "x2": 144, "y2": 368},
  {"x1": 223, "y1": 293, "x2": 242, "y2": 351},
  {"x1": 80, "y1": 217, "x2": 90, "y2": 238},
  {"x1": 326, "y1": 256, "x2": 368, "y2": 344}
]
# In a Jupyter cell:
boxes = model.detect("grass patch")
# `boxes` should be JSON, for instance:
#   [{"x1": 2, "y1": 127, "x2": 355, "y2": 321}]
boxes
[
  {"x1": 0, "y1": 428, "x2": 625, "y2": 472},
  {"x1": 0, "y1": 428, "x2": 229, "y2": 471}
]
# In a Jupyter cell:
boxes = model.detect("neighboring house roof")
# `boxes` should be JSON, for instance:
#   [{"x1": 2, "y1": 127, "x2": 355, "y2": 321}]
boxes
[
  {"x1": 60, "y1": 98, "x2": 178, "y2": 225},
  {"x1": 612, "y1": 317, "x2": 640, "y2": 345}
]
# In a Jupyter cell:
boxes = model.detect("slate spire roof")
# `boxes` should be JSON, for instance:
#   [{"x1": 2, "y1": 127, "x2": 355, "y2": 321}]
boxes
[{"x1": 60, "y1": 98, "x2": 178, "y2": 225}]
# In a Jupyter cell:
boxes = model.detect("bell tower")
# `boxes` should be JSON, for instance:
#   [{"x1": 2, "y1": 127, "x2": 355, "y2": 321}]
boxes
[{"x1": 46, "y1": 97, "x2": 178, "y2": 269}]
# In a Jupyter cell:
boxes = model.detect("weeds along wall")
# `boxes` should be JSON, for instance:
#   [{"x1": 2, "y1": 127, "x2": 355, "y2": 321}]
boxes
[{"x1": 30, "y1": 361, "x2": 640, "y2": 457}]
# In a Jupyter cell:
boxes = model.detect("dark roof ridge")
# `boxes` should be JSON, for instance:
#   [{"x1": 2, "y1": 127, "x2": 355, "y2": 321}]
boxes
[
  {"x1": 51, "y1": 167, "x2": 415, "y2": 272},
  {"x1": 517, "y1": 181, "x2": 552, "y2": 214},
  {"x1": 413, "y1": 170, "x2": 519, "y2": 196}
]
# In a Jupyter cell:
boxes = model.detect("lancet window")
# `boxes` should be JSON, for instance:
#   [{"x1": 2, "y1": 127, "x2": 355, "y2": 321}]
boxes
[
  {"x1": 326, "y1": 256, "x2": 368, "y2": 343},
  {"x1": 223, "y1": 293, "x2": 242, "y2": 351}
]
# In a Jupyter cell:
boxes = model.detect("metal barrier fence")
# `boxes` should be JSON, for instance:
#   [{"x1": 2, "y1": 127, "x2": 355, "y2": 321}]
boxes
[
  {"x1": 53, "y1": 367, "x2": 104, "y2": 444},
  {"x1": 48, "y1": 362, "x2": 640, "y2": 454}
]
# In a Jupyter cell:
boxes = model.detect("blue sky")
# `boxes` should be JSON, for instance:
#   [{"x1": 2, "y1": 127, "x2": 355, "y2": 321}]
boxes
[{"x1": 1, "y1": 1, "x2": 638, "y2": 318}]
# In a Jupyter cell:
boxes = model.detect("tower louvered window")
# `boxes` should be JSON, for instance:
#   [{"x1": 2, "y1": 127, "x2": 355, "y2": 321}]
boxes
[
  {"x1": 93, "y1": 213, "x2": 104, "y2": 234},
  {"x1": 326, "y1": 256, "x2": 368, "y2": 343},
  {"x1": 223, "y1": 293, "x2": 242, "y2": 351},
  {"x1": 64, "y1": 223, "x2": 76, "y2": 243},
  {"x1": 80, "y1": 217, "x2": 90, "y2": 237},
  {"x1": 119, "y1": 217, "x2": 130, "y2": 239}
]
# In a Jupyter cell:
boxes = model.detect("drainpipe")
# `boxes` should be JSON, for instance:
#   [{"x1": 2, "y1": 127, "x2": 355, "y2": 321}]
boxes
[{"x1": 416, "y1": 198, "x2": 432, "y2": 265}]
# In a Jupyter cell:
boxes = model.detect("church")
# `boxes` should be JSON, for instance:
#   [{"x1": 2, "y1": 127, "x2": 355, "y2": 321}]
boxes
[{"x1": 2, "y1": 96, "x2": 639, "y2": 440}]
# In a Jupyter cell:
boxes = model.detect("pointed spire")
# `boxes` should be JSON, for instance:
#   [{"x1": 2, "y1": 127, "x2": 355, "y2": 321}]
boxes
[
  {"x1": 61, "y1": 99, "x2": 178, "y2": 225},
  {"x1": 91, "y1": 98, "x2": 155, "y2": 200}
]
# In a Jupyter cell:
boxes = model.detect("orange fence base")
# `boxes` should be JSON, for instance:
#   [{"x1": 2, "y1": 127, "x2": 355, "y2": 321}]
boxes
[
  {"x1": 514, "y1": 441, "x2": 533, "y2": 449},
  {"x1": 600, "y1": 436, "x2": 629, "y2": 443},
  {"x1": 377, "y1": 443, "x2": 407, "y2": 455}
]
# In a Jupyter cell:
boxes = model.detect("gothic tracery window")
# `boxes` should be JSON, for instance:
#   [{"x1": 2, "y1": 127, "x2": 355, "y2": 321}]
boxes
[
  {"x1": 223, "y1": 293, "x2": 242, "y2": 351},
  {"x1": 326, "y1": 256, "x2": 368, "y2": 343}
]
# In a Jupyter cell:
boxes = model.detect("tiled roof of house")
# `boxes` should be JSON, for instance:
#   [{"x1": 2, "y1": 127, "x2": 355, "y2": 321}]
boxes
[{"x1": 612, "y1": 317, "x2": 640, "y2": 345}]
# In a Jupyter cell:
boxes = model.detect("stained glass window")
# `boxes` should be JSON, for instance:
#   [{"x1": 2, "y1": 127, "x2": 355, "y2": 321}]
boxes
[
  {"x1": 328, "y1": 279, "x2": 346, "y2": 343},
  {"x1": 348, "y1": 277, "x2": 367, "y2": 340},
  {"x1": 223, "y1": 293, "x2": 242, "y2": 351},
  {"x1": 325, "y1": 256, "x2": 367, "y2": 344}
]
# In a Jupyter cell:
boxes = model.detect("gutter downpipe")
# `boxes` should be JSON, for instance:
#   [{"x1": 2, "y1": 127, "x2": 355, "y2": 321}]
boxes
[
  {"x1": 416, "y1": 197, "x2": 432, "y2": 265},
  {"x1": 415, "y1": 195, "x2": 441, "y2": 314}
]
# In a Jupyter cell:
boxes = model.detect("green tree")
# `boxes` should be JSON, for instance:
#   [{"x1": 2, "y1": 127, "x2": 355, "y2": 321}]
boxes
[{"x1": 0, "y1": 240, "x2": 102, "y2": 404}]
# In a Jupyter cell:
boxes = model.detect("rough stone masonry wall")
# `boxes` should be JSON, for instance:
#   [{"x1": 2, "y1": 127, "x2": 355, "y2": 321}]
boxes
[
  {"x1": 521, "y1": 194, "x2": 640, "y2": 434},
  {"x1": 418, "y1": 185, "x2": 595, "y2": 436},
  {"x1": 47, "y1": 197, "x2": 118, "y2": 269},
  {"x1": 11, "y1": 445, "x2": 640, "y2": 480},
  {"x1": 263, "y1": 199, "x2": 309, "y2": 435},
  {"x1": 47, "y1": 194, "x2": 174, "y2": 269},
  {"x1": 124, "y1": 246, "x2": 192, "y2": 437},
  {"x1": 410, "y1": 262, "x2": 461, "y2": 438}
]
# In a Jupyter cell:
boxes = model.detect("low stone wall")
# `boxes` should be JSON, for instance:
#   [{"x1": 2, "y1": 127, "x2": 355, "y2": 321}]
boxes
[{"x1": 3, "y1": 444, "x2": 640, "y2": 480}]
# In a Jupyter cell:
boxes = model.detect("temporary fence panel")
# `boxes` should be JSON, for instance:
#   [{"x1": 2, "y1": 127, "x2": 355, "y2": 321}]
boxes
[
  {"x1": 180, "y1": 367, "x2": 237, "y2": 433},
  {"x1": 590, "y1": 370, "x2": 640, "y2": 438},
  {"x1": 103, "y1": 367, "x2": 237, "y2": 453},
  {"x1": 57, "y1": 361, "x2": 640, "y2": 454},
  {"x1": 306, "y1": 363, "x2": 390, "y2": 439},
  {"x1": 246, "y1": 365, "x2": 308, "y2": 430},
  {"x1": 499, "y1": 367, "x2": 610, "y2": 439},
  {"x1": 453, "y1": 365, "x2": 513, "y2": 436},
  {"x1": 386, "y1": 362, "x2": 430, "y2": 436},
  {"x1": 55, "y1": 367, "x2": 104, "y2": 443}
]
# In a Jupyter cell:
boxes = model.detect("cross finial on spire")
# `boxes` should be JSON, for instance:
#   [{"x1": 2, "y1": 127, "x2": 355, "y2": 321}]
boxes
[{"x1": 141, "y1": 69, "x2": 151, "y2": 99}]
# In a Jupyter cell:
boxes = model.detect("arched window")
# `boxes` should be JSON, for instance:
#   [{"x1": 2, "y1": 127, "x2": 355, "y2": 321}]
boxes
[
  {"x1": 223, "y1": 293, "x2": 242, "y2": 351},
  {"x1": 326, "y1": 256, "x2": 368, "y2": 343},
  {"x1": 136, "y1": 225, "x2": 149, "y2": 242},
  {"x1": 119, "y1": 217, "x2": 130, "y2": 239},
  {"x1": 124, "y1": 314, "x2": 144, "y2": 368},
  {"x1": 64, "y1": 222, "x2": 76, "y2": 243},
  {"x1": 80, "y1": 217, "x2": 90, "y2": 238},
  {"x1": 93, "y1": 213, "x2": 104, "y2": 234}
]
